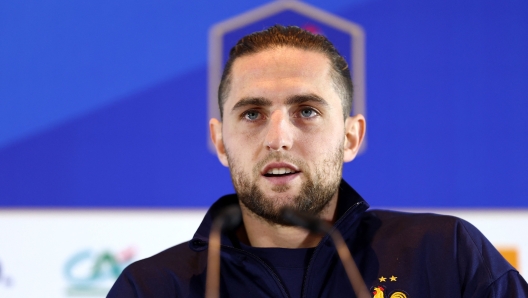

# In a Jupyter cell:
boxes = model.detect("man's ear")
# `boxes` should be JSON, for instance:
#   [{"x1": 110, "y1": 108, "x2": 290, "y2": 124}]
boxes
[
  {"x1": 343, "y1": 114, "x2": 366, "y2": 162},
  {"x1": 209, "y1": 118, "x2": 229, "y2": 167}
]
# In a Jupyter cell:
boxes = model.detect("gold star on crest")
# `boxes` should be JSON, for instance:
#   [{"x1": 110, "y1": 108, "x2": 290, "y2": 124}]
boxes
[
  {"x1": 378, "y1": 276, "x2": 387, "y2": 282},
  {"x1": 389, "y1": 275, "x2": 397, "y2": 282}
]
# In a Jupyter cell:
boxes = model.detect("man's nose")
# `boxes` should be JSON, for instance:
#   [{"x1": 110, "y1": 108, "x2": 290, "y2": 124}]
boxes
[{"x1": 264, "y1": 110, "x2": 293, "y2": 151}]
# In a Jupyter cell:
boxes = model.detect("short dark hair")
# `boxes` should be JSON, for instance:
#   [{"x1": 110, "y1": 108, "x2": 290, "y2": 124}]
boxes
[{"x1": 218, "y1": 25, "x2": 353, "y2": 120}]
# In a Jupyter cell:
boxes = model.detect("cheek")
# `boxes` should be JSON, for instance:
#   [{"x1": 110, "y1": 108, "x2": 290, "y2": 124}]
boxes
[
  {"x1": 228, "y1": 121, "x2": 266, "y2": 141},
  {"x1": 242, "y1": 127, "x2": 264, "y2": 143},
  {"x1": 295, "y1": 124, "x2": 344, "y2": 155},
  {"x1": 224, "y1": 127, "x2": 264, "y2": 161}
]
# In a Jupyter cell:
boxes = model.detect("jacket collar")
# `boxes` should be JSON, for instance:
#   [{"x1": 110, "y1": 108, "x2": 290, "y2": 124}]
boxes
[{"x1": 189, "y1": 179, "x2": 369, "y2": 251}]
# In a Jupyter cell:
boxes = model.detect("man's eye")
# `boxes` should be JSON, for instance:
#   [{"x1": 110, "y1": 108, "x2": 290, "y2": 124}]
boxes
[
  {"x1": 244, "y1": 111, "x2": 260, "y2": 121},
  {"x1": 299, "y1": 108, "x2": 317, "y2": 118}
]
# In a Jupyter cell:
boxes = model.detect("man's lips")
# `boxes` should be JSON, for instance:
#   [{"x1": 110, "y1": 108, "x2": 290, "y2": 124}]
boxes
[
  {"x1": 260, "y1": 162, "x2": 301, "y2": 185},
  {"x1": 262, "y1": 172, "x2": 300, "y2": 184},
  {"x1": 261, "y1": 162, "x2": 300, "y2": 176},
  {"x1": 260, "y1": 162, "x2": 301, "y2": 186}
]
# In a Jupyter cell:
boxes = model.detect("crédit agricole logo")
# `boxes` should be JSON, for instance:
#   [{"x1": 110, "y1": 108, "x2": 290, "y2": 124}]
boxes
[{"x1": 64, "y1": 247, "x2": 136, "y2": 296}]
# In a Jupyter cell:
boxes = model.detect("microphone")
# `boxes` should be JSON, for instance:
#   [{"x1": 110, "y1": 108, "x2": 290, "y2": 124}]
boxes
[
  {"x1": 205, "y1": 205, "x2": 242, "y2": 298},
  {"x1": 281, "y1": 207, "x2": 371, "y2": 298}
]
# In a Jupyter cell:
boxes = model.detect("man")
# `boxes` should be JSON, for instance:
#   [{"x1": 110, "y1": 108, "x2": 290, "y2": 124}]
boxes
[{"x1": 108, "y1": 25, "x2": 528, "y2": 297}]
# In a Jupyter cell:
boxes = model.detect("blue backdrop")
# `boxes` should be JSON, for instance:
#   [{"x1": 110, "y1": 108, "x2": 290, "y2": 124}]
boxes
[{"x1": 1, "y1": 0, "x2": 527, "y2": 207}]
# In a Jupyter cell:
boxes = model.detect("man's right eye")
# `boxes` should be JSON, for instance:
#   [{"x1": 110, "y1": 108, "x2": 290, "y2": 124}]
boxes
[{"x1": 244, "y1": 110, "x2": 261, "y2": 121}]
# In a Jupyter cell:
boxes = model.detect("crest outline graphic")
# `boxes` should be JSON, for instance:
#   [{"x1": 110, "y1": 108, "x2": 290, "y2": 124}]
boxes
[{"x1": 207, "y1": 0, "x2": 366, "y2": 153}]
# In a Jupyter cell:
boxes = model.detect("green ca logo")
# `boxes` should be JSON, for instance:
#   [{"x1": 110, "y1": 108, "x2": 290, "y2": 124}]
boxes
[{"x1": 64, "y1": 247, "x2": 135, "y2": 296}]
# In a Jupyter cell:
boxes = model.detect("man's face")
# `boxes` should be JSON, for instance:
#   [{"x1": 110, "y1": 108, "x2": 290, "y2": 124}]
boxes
[{"x1": 211, "y1": 47, "x2": 363, "y2": 224}]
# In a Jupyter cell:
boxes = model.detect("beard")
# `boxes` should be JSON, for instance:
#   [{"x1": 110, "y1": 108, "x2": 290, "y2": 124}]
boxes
[{"x1": 226, "y1": 146, "x2": 344, "y2": 226}]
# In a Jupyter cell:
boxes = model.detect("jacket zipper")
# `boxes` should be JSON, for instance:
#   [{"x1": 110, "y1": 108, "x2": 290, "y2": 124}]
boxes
[
  {"x1": 219, "y1": 245, "x2": 291, "y2": 298},
  {"x1": 301, "y1": 201, "x2": 367, "y2": 298},
  {"x1": 194, "y1": 200, "x2": 367, "y2": 298}
]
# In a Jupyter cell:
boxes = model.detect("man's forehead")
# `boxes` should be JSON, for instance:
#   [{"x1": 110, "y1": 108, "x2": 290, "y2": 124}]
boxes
[
  {"x1": 231, "y1": 47, "x2": 331, "y2": 73},
  {"x1": 227, "y1": 47, "x2": 334, "y2": 93}
]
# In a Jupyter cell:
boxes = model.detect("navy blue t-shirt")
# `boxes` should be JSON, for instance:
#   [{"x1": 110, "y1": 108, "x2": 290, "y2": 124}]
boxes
[{"x1": 241, "y1": 243, "x2": 315, "y2": 298}]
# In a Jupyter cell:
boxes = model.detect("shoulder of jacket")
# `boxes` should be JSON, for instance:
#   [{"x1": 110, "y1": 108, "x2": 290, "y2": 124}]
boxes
[
  {"x1": 123, "y1": 241, "x2": 207, "y2": 279},
  {"x1": 367, "y1": 209, "x2": 463, "y2": 226}
]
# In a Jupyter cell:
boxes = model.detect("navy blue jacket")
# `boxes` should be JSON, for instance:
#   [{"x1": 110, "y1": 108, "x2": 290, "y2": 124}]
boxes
[{"x1": 107, "y1": 180, "x2": 528, "y2": 297}]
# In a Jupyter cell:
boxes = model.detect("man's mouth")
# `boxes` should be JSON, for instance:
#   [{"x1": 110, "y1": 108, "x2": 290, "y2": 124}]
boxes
[{"x1": 263, "y1": 167, "x2": 300, "y2": 177}]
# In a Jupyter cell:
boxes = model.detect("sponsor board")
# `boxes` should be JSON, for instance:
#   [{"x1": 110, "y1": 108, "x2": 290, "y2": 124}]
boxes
[
  {"x1": 0, "y1": 209, "x2": 526, "y2": 297},
  {"x1": 0, "y1": 209, "x2": 205, "y2": 298}
]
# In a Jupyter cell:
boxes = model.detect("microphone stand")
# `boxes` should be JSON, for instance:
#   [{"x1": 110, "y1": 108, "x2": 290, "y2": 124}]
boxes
[
  {"x1": 281, "y1": 207, "x2": 371, "y2": 298},
  {"x1": 205, "y1": 205, "x2": 242, "y2": 298}
]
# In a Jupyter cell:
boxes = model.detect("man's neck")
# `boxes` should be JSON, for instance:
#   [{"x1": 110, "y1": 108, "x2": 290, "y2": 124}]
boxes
[{"x1": 238, "y1": 194, "x2": 339, "y2": 248}]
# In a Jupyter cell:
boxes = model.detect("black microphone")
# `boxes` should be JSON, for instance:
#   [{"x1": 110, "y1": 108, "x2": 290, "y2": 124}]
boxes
[
  {"x1": 205, "y1": 205, "x2": 242, "y2": 298},
  {"x1": 281, "y1": 207, "x2": 371, "y2": 298}
]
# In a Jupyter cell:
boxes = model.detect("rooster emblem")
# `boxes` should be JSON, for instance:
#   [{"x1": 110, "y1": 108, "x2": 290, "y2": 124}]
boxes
[{"x1": 372, "y1": 285, "x2": 385, "y2": 298}]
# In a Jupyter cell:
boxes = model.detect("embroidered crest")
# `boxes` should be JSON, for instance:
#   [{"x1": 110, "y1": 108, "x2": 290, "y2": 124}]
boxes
[
  {"x1": 389, "y1": 291, "x2": 408, "y2": 298},
  {"x1": 373, "y1": 274, "x2": 409, "y2": 297},
  {"x1": 371, "y1": 285, "x2": 385, "y2": 298}
]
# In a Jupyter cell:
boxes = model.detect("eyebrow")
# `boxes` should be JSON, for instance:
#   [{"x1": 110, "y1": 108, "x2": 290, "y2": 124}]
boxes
[
  {"x1": 231, "y1": 97, "x2": 272, "y2": 112},
  {"x1": 285, "y1": 94, "x2": 329, "y2": 107},
  {"x1": 231, "y1": 93, "x2": 329, "y2": 114}
]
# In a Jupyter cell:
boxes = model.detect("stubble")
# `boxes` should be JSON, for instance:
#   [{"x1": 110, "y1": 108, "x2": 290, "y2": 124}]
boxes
[{"x1": 227, "y1": 148, "x2": 344, "y2": 226}]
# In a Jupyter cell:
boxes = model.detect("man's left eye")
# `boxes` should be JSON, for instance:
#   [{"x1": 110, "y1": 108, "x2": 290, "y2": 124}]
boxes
[{"x1": 299, "y1": 108, "x2": 317, "y2": 118}]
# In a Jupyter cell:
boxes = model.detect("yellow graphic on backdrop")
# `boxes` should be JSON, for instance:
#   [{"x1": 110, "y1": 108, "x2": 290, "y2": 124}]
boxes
[{"x1": 497, "y1": 247, "x2": 519, "y2": 271}]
